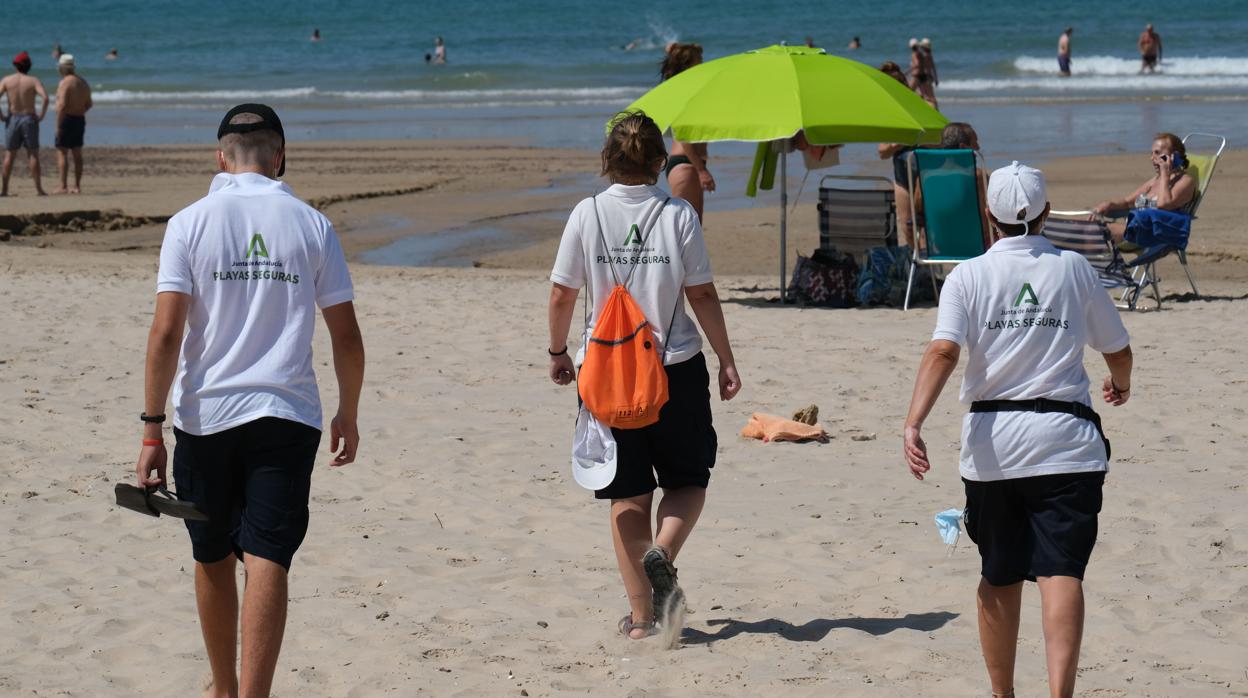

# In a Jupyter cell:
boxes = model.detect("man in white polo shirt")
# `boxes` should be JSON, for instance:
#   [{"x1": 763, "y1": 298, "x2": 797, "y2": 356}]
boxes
[
  {"x1": 134, "y1": 104, "x2": 365, "y2": 698},
  {"x1": 902, "y1": 162, "x2": 1133, "y2": 698}
]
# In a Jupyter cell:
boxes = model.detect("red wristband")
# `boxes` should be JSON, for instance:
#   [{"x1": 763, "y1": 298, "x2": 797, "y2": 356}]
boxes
[{"x1": 142, "y1": 439, "x2": 163, "y2": 447}]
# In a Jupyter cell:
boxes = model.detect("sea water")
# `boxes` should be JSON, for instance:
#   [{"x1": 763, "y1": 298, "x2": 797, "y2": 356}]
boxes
[{"x1": 12, "y1": 0, "x2": 1248, "y2": 156}]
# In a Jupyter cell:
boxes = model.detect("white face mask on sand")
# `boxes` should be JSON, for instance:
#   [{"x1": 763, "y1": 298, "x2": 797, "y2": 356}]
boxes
[{"x1": 935, "y1": 508, "x2": 964, "y2": 554}]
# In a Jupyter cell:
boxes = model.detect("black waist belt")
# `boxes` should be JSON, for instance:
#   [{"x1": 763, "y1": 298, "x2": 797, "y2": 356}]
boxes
[{"x1": 970, "y1": 398, "x2": 1111, "y2": 461}]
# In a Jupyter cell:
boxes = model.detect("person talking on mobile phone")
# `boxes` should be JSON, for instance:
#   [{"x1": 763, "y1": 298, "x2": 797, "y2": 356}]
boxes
[{"x1": 1092, "y1": 132, "x2": 1197, "y2": 247}]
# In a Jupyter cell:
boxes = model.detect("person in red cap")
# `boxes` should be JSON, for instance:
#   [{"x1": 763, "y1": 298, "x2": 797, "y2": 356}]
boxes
[{"x1": 1, "y1": 51, "x2": 49, "y2": 196}]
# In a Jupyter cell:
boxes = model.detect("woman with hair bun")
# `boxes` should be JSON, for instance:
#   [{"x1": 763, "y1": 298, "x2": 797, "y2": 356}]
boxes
[
  {"x1": 659, "y1": 44, "x2": 714, "y2": 221},
  {"x1": 546, "y1": 111, "x2": 741, "y2": 641}
]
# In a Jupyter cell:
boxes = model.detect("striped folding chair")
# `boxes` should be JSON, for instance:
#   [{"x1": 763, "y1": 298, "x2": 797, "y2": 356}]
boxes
[
  {"x1": 1043, "y1": 214, "x2": 1154, "y2": 310},
  {"x1": 817, "y1": 175, "x2": 896, "y2": 263}
]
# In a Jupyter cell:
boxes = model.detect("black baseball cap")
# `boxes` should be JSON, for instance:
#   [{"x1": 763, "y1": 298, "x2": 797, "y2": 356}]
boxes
[{"x1": 217, "y1": 103, "x2": 286, "y2": 176}]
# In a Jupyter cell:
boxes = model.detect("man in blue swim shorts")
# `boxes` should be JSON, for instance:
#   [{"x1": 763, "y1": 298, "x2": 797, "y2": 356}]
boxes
[{"x1": 0, "y1": 51, "x2": 49, "y2": 196}]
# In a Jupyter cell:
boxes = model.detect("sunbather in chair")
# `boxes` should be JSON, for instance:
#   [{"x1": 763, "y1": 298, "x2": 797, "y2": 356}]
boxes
[
  {"x1": 1092, "y1": 132, "x2": 1197, "y2": 246},
  {"x1": 1069, "y1": 132, "x2": 1226, "y2": 303}
]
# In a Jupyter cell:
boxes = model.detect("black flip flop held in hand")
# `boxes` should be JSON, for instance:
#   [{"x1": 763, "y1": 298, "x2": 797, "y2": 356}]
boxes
[{"x1": 114, "y1": 484, "x2": 209, "y2": 521}]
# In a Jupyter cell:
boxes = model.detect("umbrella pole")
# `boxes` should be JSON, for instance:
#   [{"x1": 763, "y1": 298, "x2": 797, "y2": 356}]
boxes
[{"x1": 779, "y1": 147, "x2": 788, "y2": 302}]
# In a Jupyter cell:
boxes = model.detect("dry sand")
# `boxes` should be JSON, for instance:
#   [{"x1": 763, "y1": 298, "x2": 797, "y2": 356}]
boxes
[{"x1": 1, "y1": 141, "x2": 1246, "y2": 696}]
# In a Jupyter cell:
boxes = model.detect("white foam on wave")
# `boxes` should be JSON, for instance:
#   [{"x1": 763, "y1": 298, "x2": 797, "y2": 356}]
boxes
[
  {"x1": 943, "y1": 74, "x2": 1248, "y2": 92},
  {"x1": 328, "y1": 86, "x2": 646, "y2": 100},
  {"x1": 92, "y1": 85, "x2": 646, "y2": 105},
  {"x1": 93, "y1": 87, "x2": 319, "y2": 102},
  {"x1": 1014, "y1": 54, "x2": 1248, "y2": 77}
]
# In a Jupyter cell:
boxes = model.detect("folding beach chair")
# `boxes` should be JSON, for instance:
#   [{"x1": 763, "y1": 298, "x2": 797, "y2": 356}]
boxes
[
  {"x1": 1172, "y1": 132, "x2": 1228, "y2": 296},
  {"x1": 1043, "y1": 214, "x2": 1156, "y2": 310},
  {"x1": 1048, "y1": 133, "x2": 1225, "y2": 309},
  {"x1": 817, "y1": 175, "x2": 896, "y2": 263},
  {"x1": 903, "y1": 148, "x2": 988, "y2": 310}
]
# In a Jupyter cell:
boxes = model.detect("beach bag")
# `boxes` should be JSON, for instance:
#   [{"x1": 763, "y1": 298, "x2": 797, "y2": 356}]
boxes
[
  {"x1": 887, "y1": 245, "x2": 936, "y2": 306},
  {"x1": 787, "y1": 247, "x2": 859, "y2": 307},
  {"x1": 577, "y1": 196, "x2": 675, "y2": 430},
  {"x1": 857, "y1": 245, "x2": 935, "y2": 306},
  {"x1": 856, "y1": 245, "x2": 896, "y2": 305}
]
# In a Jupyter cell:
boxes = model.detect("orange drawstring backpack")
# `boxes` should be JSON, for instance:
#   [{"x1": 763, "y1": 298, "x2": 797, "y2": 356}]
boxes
[{"x1": 578, "y1": 195, "x2": 677, "y2": 430}]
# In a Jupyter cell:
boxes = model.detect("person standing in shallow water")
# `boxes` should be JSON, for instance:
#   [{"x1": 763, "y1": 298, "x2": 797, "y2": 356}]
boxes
[
  {"x1": 547, "y1": 111, "x2": 741, "y2": 641},
  {"x1": 1138, "y1": 24, "x2": 1161, "y2": 73},
  {"x1": 660, "y1": 44, "x2": 714, "y2": 221},
  {"x1": 908, "y1": 39, "x2": 937, "y2": 109},
  {"x1": 1057, "y1": 27, "x2": 1073, "y2": 77}
]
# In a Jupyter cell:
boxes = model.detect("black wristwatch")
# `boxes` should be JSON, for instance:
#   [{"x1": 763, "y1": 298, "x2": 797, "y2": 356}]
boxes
[{"x1": 140, "y1": 412, "x2": 167, "y2": 424}]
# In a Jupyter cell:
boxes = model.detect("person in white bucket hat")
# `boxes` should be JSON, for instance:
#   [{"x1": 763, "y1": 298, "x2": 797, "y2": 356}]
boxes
[
  {"x1": 902, "y1": 161, "x2": 1135, "y2": 697},
  {"x1": 54, "y1": 52, "x2": 92, "y2": 193}
]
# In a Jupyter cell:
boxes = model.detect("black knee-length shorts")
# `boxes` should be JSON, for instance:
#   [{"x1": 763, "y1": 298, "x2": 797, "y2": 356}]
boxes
[
  {"x1": 964, "y1": 471, "x2": 1105, "y2": 586},
  {"x1": 173, "y1": 417, "x2": 322, "y2": 570},
  {"x1": 595, "y1": 352, "x2": 718, "y2": 500}
]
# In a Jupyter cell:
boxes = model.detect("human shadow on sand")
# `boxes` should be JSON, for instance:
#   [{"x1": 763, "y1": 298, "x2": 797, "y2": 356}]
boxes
[{"x1": 681, "y1": 611, "x2": 958, "y2": 645}]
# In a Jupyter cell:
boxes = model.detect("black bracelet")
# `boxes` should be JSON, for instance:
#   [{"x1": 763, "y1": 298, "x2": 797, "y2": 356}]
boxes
[
  {"x1": 1110, "y1": 380, "x2": 1130, "y2": 394},
  {"x1": 140, "y1": 412, "x2": 167, "y2": 424},
  {"x1": 547, "y1": 346, "x2": 568, "y2": 357}
]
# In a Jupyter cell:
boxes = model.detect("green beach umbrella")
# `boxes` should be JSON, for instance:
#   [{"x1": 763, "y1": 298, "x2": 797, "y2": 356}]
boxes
[{"x1": 620, "y1": 45, "x2": 948, "y2": 300}]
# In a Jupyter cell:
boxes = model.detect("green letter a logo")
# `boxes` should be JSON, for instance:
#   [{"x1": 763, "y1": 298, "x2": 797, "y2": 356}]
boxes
[
  {"x1": 623, "y1": 223, "x2": 642, "y2": 247},
  {"x1": 1013, "y1": 282, "x2": 1039, "y2": 307},
  {"x1": 245, "y1": 233, "x2": 269, "y2": 259}
]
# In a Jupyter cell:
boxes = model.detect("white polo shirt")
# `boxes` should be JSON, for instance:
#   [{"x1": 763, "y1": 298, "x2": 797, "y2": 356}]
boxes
[
  {"x1": 157, "y1": 172, "x2": 355, "y2": 436},
  {"x1": 550, "y1": 184, "x2": 713, "y2": 366},
  {"x1": 931, "y1": 234, "x2": 1130, "y2": 481}
]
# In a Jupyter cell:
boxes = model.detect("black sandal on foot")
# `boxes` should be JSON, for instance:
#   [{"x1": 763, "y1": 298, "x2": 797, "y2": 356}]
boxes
[
  {"x1": 618, "y1": 614, "x2": 657, "y2": 639},
  {"x1": 643, "y1": 546, "x2": 680, "y2": 619}
]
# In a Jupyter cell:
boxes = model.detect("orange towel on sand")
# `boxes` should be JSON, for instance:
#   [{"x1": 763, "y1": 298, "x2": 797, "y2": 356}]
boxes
[{"x1": 740, "y1": 412, "x2": 829, "y2": 443}]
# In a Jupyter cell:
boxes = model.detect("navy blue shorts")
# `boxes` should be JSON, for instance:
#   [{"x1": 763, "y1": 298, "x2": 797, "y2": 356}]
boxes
[
  {"x1": 173, "y1": 417, "x2": 321, "y2": 570},
  {"x1": 964, "y1": 471, "x2": 1105, "y2": 586},
  {"x1": 595, "y1": 352, "x2": 718, "y2": 500},
  {"x1": 56, "y1": 115, "x2": 85, "y2": 149},
  {"x1": 892, "y1": 150, "x2": 914, "y2": 191}
]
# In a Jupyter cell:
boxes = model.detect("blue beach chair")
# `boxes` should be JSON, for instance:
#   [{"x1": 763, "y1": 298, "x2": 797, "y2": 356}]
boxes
[{"x1": 903, "y1": 148, "x2": 988, "y2": 310}]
